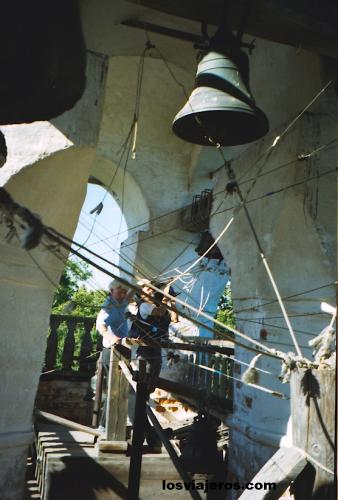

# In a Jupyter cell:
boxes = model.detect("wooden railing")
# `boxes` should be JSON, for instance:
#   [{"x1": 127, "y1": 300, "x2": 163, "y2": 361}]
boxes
[
  {"x1": 44, "y1": 314, "x2": 101, "y2": 375},
  {"x1": 176, "y1": 336, "x2": 234, "y2": 410},
  {"x1": 44, "y1": 316, "x2": 234, "y2": 409}
]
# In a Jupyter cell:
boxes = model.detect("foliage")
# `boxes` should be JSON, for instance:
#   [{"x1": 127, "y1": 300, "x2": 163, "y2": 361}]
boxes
[
  {"x1": 52, "y1": 259, "x2": 92, "y2": 310},
  {"x1": 49, "y1": 258, "x2": 108, "y2": 370},
  {"x1": 214, "y1": 281, "x2": 235, "y2": 339},
  {"x1": 52, "y1": 259, "x2": 107, "y2": 317},
  {"x1": 65, "y1": 286, "x2": 107, "y2": 317}
]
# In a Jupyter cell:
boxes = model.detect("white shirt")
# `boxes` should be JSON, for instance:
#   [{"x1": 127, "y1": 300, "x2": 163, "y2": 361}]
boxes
[{"x1": 139, "y1": 302, "x2": 155, "y2": 320}]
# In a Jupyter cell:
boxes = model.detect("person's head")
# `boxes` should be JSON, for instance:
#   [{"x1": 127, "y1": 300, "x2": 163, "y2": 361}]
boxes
[
  {"x1": 151, "y1": 282, "x2": 166, "y2": 305},
  {"x1": 108, "y1": 280, "x2": 128, "y2": 302},
  {"x1": 141, "y1": 284, "x2": 154, "y2": 302},
  {"x1": 136, "y1": 279, "x2": 153, "y2": 302}
]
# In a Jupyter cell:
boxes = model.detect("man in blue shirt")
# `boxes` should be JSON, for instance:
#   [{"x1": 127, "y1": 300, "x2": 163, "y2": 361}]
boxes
[{"x1": 96, "y1": 279, "x2": 134, "y2": 432}]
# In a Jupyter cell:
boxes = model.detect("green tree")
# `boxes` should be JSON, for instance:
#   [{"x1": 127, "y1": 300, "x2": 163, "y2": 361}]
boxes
[
  {"x1": 52, "y1": 259, "x2": 91, "y2": 309},
  {"x1": 50, "y1": 259, "x2": 107, "y2": 369},
  {"x1": 52, "y1": 259, "x2": 106, "y2": 316},
  {"x1": 214, "y1": 281, "x2": 235, "y2": 339},
  {"x1": 67, "y1": 286, "x2": 107, "y2": 316}
]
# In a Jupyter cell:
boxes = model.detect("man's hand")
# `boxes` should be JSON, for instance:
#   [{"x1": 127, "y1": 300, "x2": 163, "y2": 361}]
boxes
[{"x1": 111, "y1": 334, "x2": 121, "y2": 346}]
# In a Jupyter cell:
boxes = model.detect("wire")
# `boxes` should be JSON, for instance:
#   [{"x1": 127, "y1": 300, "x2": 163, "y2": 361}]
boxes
[
  {"x1": 43, "y1": 219, "x2": 334, "y2": 359},
  {"x1": 85, "y1": 137, "x2": 337, "y2": 251},
  {"x1": 26, "y1": 249, "x2": 60, "y2": 290},
  {"x1": 44, "y1": 227, "x2": 289, "y2": 360},
  {"x1": 169, "y1": 214, "x2": 233, "y2": 286},
  {"x1": 78, "y1": 218, "x2": 206, "y2": 317},
  {"x1": 155, "y1": 236, "x2": 197, "y2": 277},
  {"x1": 117, "y1": 166, "x2": 337, "y2": 250},
  {"x1": 80, "y1": 44, "x2": 150, "y2": 250},
  {"x1": 235, "y1": 282, "x2": 336, "y2": 314},
  {"x1": 238, "y1": 311, "x2": 326, "y2": 320},
  {"x1": 236, "y1": 316, "x2": 317, "y2": 337},
  {"x1": 185, "y1": 360, "x2": 289, "y2": 399},
  {"x1": 80, "y1": 212, "x2": 221, "y2": 316}
]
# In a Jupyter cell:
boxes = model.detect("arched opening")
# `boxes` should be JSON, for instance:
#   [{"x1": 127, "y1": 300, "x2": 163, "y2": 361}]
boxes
[{"x1": 72, "y1": 182, "x2": 128, "y2": 291}]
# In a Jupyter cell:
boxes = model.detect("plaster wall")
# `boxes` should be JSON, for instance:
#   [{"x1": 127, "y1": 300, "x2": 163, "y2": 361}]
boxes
[
  {"x1": 0, "y1": 52, "x2": 107, "y2": 499},
  {"x1": 134, "y1": 226, "x2": 228, "y2": 336},
  {"x1": 0, "y1": 147, "x2": 95, "y2": 499},
  {"x1": 210, "y1": 45, "x2": 337, "y2": 488},
  {"x1": 0, "y1": 3, "x2": 336, "y2": 496}
]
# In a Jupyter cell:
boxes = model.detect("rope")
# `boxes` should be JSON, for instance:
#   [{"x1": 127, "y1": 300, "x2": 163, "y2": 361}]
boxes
[
  {"x1": 119, "y1": 166, "x2": 337, "y2": 249},
  {"x1": 293, "y1": 446, "x2": 334, "y2": 476},
  {"x1": 44, "y1": 227, "x2": 287, "y2": 360},
  {"x1": 222, "y1": 155, "x2": 302, "y2": 357},
  {"x1": 0, "y1": 188, "x2": 328, "y2": 371},
  {"x1": 185, "y1": 360, "x2": 289, "y2": 399},
  {"x1": 169, "y1": 215, "x2": 233, "y2": 287},
  {"x1": 236, "y1": 282, "x2": 336, "y2": 315},
  {"x1": 84, "y1": 139, "x2": 337, "y2": 250}
]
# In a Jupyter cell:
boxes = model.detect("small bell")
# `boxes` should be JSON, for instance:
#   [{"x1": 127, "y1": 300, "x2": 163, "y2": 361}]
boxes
[{"x1": 180, "y1": 412, "x2": 221, "y2": 474}]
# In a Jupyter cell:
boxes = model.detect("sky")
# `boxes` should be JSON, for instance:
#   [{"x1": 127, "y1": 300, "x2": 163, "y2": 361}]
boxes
[{"x1": 72, "y1": 184, "x2": 128, "y2": 291}]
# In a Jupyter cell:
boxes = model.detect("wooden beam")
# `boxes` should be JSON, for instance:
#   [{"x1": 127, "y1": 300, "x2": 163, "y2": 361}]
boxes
[
  {"x1": 106, "y1": 346, "x2": 130, "y2": 441},
  {"x1": 119, "y1": 360, "x2": 232, "y2": 413},
  {"x1": 128, "y1": 359, "x2": 147, "y2": 499},
  {"x1": 35, "y1": 409, "x2": 101, "y2": 437},
  {"x1": 119, "y1": 361, "x2": 202, "y2": 500},
  {"x1": 91, "y1": 351, "x2": 104, "y2": 428},
  {"x1": 238, "y1": 446, "x2": 307, "y2": 499},
  {"x1": 126, "y1": 0, "x2": 338, "y2": 59},
  {"x1": 146, "y1": 405, "x2": 202, "y2": 500},
  {"x1": 97, "y1": 440, "x2": 128, "y2": 453},
  {"x1": 290, "y1": 367, "x2": 335, "y2": 499},
  {"x1": 125, "y1": 338, "x2": 235, "y2": 356}
]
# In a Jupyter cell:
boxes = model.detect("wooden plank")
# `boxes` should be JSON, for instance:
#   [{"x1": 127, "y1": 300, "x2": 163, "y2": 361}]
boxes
[
  {"x1": 290, "y1": 367, "x2": 335, "y2": 499},
  {"x1": 127, "y1": 0, "x2": 338, "y2": 59},
  {"x1": 35, "y1": 409, "x2": 101, "y2": 436},
  {"x1": 125, "y1": 338, "x2": 234, "y2": 356},
  {"x1": 97, "y1": 440, "x2": 128, "y2": 453},
  {"x1": 238, "y1": 446, "x2": 307, "y2": 499},
  {"x1": 106, "y1": 346, "x2": 130, "y2": 441},
  {"x1": 128, "y1": 359, "x2": 147, "y2": 499},
  {"x1": 91, "y1": 352, "x2": 104, "y2": 427},
  {"x1": 119, "y1": 360, "x2": 232, "y2": 413}
]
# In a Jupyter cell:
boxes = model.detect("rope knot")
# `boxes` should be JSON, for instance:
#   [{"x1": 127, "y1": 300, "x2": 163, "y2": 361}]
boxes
[
  {"x1": 309, "y1": 325, "x2": 336, "y2": 364},
  {"x1": 279, "y1": 352, "x2": 298, "y2": 383},
  {"x1": 242, "y1": 353, "x2": 262, "y2": 384}
]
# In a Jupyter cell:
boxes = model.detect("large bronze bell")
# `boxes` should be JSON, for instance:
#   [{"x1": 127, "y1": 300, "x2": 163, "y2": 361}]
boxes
[
  {"x1": 180, "y1": 412, "x2": 221, "y2": 474},
  {"x1": 172, "y1": 46, "x2": 269, "y2": 146}
]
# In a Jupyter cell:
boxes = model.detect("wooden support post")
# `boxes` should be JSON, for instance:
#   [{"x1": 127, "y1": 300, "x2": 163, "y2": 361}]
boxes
[
  {"x1": 106, "y1": 345, "x2": 130, "y2": 441},
  {"x1": 146, "y1": 405, "x2": 202, "y2": 500},
  {"x1": 128, "y1": 359, "x2": 147, "y2": 500},
  {"x1": 91, "y1": 352, "x2": 104, "y2": 428},
  {"x1": 290, "y1": 367, "x2": 335, "y2": 500},
  {"x1": 238, "y1": 447, "x2": 307, "y2": 500}
]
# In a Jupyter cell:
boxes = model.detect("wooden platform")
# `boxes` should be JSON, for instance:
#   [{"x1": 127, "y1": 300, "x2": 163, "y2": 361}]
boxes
[{"x1": 34, "y1": 423, "x2": 204, "y2": 499}]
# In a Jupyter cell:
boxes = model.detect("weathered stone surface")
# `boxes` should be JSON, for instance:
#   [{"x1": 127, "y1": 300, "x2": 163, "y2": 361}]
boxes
[{"x1": 36, "y1": 379, "x2": 94, "y2": 426}]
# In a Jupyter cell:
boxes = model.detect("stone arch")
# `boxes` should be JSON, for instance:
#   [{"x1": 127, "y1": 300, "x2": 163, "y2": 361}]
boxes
[{"x1": 0, "y1": 144, "x2": 96, "y2": 497}]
